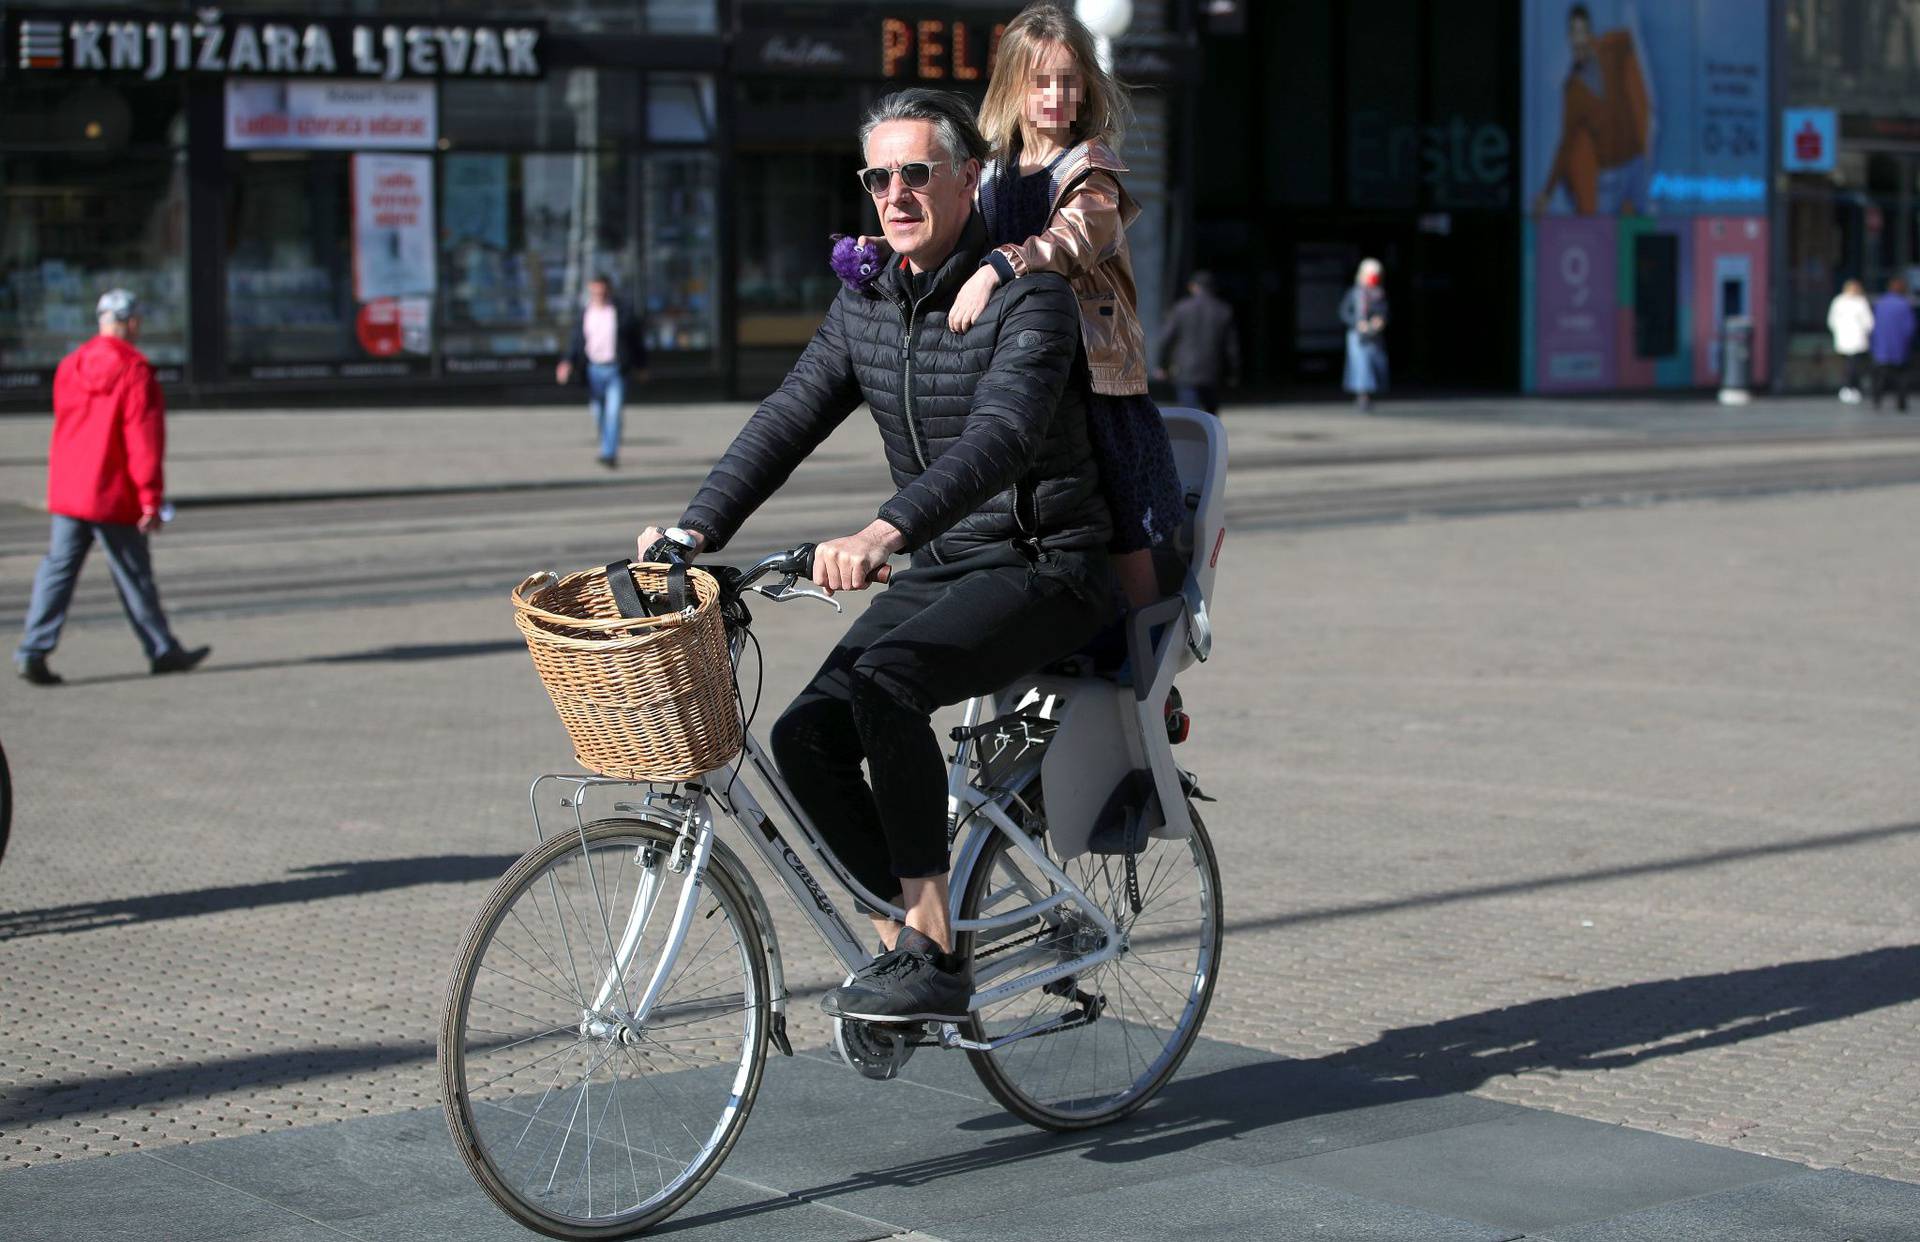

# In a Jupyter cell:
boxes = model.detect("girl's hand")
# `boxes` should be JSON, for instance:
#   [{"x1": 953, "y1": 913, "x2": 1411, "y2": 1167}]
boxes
[{"x1": 948, "y1": 266, "x2": 1000, "y2": 333}]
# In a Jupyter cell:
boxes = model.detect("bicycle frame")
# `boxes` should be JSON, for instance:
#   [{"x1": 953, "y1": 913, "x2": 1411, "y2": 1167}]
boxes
[{"x1": 526, "y1": 696, "x2": 1124, "y2": 1048}]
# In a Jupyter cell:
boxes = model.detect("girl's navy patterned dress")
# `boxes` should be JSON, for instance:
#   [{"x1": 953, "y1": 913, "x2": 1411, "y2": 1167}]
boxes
[{"x1": 979, "y1": 144, "x2": 1185, "y2": 555}]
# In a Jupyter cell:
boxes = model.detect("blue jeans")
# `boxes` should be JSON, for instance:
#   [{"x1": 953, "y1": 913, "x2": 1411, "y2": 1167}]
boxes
[
  {"x1": 16, "y1": 515, "x2": 180, "y2": 662},
  {"x1": 587, "y1": 362, "x2": 624, "y2": 460}
]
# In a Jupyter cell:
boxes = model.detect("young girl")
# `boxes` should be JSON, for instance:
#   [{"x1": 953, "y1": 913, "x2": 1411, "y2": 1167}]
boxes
[{"x1": 952, "y1": 1, "x2": 1186, "y2": 624}]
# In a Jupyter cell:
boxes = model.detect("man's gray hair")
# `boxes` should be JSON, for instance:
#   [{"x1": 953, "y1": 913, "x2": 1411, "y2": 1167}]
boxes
[{"x1": 858, "y1": 88, "x2": 990, "y2": 168}]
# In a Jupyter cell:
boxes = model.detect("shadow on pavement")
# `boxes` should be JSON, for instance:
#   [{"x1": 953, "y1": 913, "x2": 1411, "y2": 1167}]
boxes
[
  {"x1": 0, "y1": 853, "x2": 520, "y2": 940},
  {"x1": 0, "y1": 1041, "x2": 436, "y2": 1129},
  {"x1": 1319, "y1": 943, "x2": 1920, "y2": 1089},
  {"x1": 7, "y1": 944, "x2": 1916, "y2": 1170},
  {"x1": 50, "y1": 639, "x2": 527, "y2": 687},
  {"x1": 1222, "y1": 819, "x2": 1920, "y2": 938}
]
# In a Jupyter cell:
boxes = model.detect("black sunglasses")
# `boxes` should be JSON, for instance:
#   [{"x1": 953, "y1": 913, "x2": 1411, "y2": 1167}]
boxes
[{"x1": 857, "y1": 161, "x2": 938, "y2": 195}]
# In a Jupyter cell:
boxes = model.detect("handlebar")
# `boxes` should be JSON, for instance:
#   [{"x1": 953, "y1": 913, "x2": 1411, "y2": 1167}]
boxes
[{"x1": 641, "y1": 539, "x2": 891, "y2": 602}]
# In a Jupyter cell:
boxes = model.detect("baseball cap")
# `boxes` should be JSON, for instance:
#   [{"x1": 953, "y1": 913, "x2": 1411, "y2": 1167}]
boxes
[{"x1": 96, "y1": 289, "x2": 140, "y2": 321}]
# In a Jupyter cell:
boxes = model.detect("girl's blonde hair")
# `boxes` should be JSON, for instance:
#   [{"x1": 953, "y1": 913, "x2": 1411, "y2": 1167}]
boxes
[{"x1": 976, "y1": 2, "x2": 1131, "y2": 156}]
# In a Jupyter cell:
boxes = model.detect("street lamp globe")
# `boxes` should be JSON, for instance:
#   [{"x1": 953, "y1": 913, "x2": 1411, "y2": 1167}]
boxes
[{"x1": 1075, "y1": 0, "x2": 1133, "y2": 40}]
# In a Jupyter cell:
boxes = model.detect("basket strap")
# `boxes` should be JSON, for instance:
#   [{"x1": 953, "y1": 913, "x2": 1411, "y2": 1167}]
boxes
[{"x1": 605, "y1": 559, "x2": 693, "y2": 619}]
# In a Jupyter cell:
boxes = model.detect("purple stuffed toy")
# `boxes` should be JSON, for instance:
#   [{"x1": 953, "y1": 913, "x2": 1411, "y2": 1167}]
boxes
[{"x1": 830, "y1": 234, "x2": 884, "y2": 293}]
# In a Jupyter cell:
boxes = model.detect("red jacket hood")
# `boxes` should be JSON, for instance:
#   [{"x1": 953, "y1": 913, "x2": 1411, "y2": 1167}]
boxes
[{"x1": 73, "y1": 335, "x2": 144, "y2": 394}]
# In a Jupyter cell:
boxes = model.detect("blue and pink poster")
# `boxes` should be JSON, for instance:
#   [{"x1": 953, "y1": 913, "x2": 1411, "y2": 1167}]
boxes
[{"x1": 1520, "y1": 0, "x2": 1769, "y2": 391}]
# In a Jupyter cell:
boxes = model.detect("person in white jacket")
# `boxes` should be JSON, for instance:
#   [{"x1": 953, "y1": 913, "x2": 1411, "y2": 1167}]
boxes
[{"x1": 1828, "y1": 279, "x2": 1875, "y2": 404}]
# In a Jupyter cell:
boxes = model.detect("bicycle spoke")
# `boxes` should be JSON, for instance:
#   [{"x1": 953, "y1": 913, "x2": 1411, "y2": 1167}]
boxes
[{"x1": 446, "y1": 822, "x2": 767, "y2": 1233}]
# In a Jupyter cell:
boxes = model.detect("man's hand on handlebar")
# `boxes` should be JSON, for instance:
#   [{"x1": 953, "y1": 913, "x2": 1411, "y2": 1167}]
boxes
[
  {"x1": 637, "y1": 525, "x2": 705, "y2": 564},
  {"x1": 811, "y1": 520, "x2": 903, "y2": 595}
]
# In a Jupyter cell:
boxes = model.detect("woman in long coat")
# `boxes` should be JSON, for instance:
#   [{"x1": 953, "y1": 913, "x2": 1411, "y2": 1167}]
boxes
[{"x1": 1341, "y1": 257, "x2": 1389, "y2": 411}]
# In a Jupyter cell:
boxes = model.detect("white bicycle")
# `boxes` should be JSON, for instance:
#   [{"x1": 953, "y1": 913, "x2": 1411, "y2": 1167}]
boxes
[{"x1": 439, "y1": 410, "x2": 1228, "y2": 1238}]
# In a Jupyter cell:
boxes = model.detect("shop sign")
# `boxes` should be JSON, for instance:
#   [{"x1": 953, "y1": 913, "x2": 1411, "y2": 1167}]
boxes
[
  {"x1": 1782, "y1": 108, "x2": 1836, "y2": 172},
  {"x1": 879, "y1": 16, "x2": 1005, "y2": 81},
  {"x1": 740, "y1": 29, "x2": 861, "y2": 75},
  {"x1": 227, "y1": 80, "x2": 436, "y2": 150},
  {"x1": 7, "y1": 10, "x2": 542, "y2": 81}
]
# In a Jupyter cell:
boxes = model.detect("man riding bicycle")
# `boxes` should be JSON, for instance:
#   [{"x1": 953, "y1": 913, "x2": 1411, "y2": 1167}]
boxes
[{"x1": 638, "y1": 88, "x2": 1113, "y2": 1024}]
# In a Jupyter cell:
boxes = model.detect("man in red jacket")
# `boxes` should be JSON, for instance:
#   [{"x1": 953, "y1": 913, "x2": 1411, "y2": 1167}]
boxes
[{"x1": 14, "y1": 290, "x2": 208, "y2": 685}]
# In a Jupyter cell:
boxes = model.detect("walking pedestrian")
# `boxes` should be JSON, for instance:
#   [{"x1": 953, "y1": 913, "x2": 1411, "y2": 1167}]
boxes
[
  {"x1": 1827, "y1": 278, "x2": 1874, "y2": 404},
  {"x1": 1153, "y1": 270, "x2": 1240, "y2": 415},
  {"x1": 14, "y1": 290, "x2": 208, "y2": 686},
  {"x1": 555, "y1": 274, "x2": 648, "y2": 468},
  {"x1": 1341, "y1": 257, "x2": 1390, "y2": 411},
  {"x1": 1869, "y1": 277, "x2": 1914, "y2": 414}
]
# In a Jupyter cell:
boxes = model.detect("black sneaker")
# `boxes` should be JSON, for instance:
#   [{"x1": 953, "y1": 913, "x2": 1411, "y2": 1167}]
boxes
[
  {"x1": 16, "y1": 655, "x2": 62, "y2": 686},
  {"x1": 150, "y1": 645, "x2": 210, "y2": 675},
  {"x1": 822, "y1": 928, "x2": 972, "y2": 1023}
]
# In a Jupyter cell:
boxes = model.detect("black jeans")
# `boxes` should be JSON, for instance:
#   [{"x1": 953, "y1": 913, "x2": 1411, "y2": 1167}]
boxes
[{"x1": 770, "y1": 542, "x2": 1114, "y2": 905}]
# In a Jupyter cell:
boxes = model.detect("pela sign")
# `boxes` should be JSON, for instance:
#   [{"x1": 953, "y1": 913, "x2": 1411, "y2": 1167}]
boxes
[{"x1": 8, "y1": 10, "x2": 544, "y2": 81}]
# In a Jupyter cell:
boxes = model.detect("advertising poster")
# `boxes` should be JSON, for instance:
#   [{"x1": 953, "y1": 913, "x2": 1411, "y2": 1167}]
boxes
[
  {"x1": 226, "y1": 80, "x2": 436, "y2": 150},
  {"x1": 352, "y1": 153, "x2": 434, "y2": 353},
  {"x1": 1523, "y1": 0, "x2": 1764, "y2": 218},
  {"x1": 1532, "y1": 216, "x2": 1619, "y2": 391},
  {"x1": 443, "y1": 154, "x2": 510, "y2": 250},
  {"x1": 1521, "y1": 0, "x2": 1768, "y2": 390}
]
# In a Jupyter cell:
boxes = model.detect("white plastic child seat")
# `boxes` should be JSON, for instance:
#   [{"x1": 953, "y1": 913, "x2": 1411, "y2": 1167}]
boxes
[{"x1": 999, "y1": 407, "x2": 1228, "y2": 861}]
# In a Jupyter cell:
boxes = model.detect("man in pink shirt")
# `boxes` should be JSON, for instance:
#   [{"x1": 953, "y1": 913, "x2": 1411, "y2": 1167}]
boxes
[
  {"x1": 15, "y1": 290, "x2": 209, "y2": 685},
  {"x1": 555, "y1": 275, "x2": 648, "y2": 468}
]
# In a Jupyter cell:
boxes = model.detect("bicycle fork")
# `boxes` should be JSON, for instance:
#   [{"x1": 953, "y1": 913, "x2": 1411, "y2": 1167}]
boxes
[{"x1": 577, "y1": 805, "x2": 718, "y2": 1044}]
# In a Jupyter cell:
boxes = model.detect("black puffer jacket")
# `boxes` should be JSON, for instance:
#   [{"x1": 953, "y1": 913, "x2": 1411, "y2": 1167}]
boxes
[{"x1": 679, "y1": 212, "x2": 1110, "y2": 560}]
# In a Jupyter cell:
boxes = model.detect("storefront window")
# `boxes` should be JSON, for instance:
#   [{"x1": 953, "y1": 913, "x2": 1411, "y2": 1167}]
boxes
[
  {"x1": 0, "y1": 152, "x2": 189, "y2": 383},
  {"x1": 1, "y1": 75, "x2": 187, "y2": 387},
  {"x1": 440, "y1": 151, "x2": 633, "y2": 368},
  {"x1": 736, "y1": 150, "x2": 862, "y2": 350},
  {"x1": 226, "y1": 153, "x2": 375, "y2": 376},
  {"x1": 640, "y1": 153, "x2": 719, "y2": 353},
  {"x1": 648, "y1": 75, "x2": 718, "y2": 144}
]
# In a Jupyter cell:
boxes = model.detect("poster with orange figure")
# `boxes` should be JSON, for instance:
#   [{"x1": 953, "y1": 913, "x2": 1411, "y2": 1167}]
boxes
[{"x1": 1523, "y1": 0, "x2": 1764, "y2": 219}]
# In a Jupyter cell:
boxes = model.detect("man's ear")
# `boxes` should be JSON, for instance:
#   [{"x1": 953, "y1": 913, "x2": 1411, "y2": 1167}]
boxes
[{"x1": 961, "y1": 158, "x2": 981, "y2": 194}]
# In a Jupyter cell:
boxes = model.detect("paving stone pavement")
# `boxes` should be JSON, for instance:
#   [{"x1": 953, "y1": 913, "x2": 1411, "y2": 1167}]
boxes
[{"x1": 2, "y1": 403, "x2": 1918, "y2": 1224}]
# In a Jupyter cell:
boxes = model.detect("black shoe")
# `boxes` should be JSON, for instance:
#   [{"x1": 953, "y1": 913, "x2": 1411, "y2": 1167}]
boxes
[
  {"x1": 822, "y1": 928, "x2": 972, "y2": 1023},
  {"x1": 150, "y1": 645, "x2": 210, "y2": 675},
  {"x1": 597, "y1": 454, "x2": 618, "y2": 469},
  {"x1": 16, "y1": 655, "x2": 62, "y2": 686}
]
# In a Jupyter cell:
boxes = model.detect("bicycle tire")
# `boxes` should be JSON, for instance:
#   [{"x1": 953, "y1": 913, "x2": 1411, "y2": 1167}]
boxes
[
  {"x1": 959, "y1": 798, "x2": 1223, "y2": 1131},
  {"x1": 440, "y1": 818, "x2": 770, "y2": 1239}
]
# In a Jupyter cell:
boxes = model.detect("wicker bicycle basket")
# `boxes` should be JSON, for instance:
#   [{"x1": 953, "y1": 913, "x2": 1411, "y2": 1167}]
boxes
[{"x1": 511, "y1": 562, "x2": 742, "y2": 781}]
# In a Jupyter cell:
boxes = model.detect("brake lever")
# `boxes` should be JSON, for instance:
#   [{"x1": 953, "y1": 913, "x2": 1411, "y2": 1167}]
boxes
[{"x1": 748, "y1": 574, "x2": 844, "y2": 612}]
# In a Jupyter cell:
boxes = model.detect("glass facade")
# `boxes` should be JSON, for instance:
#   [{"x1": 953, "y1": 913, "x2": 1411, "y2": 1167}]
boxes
[
  {"x1": 1, "y1": 1, "x2": 725, "y2": 400},
  {"x1": 0, "y1": 82, "x2": 190, "y2": 387},
  {"x1": 2, "y1": 0, "x2": 1195, "y2": 404},
  {"x1": 1780, "y1": 0, "x2": 1920, "y2": 389}
]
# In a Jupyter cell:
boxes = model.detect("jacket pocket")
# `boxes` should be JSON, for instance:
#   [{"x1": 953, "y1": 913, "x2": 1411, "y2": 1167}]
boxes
[{"x1": 1078, "y1": 292, "x2": 1119, "y2": 359}]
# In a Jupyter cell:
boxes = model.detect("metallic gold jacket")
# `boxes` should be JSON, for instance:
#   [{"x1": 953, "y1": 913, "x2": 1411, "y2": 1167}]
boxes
[{"x1": 983, "y1": 141, "x2": 1147, "y2": 396}]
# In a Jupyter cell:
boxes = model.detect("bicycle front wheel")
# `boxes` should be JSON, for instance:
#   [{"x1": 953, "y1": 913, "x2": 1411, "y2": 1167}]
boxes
[
  {"x1": 440, "y1": 818, "x2": 769, "y2": 1239},
  {"x1": 960, "y1": 801, "x2": 1223, "y2": 1130}
]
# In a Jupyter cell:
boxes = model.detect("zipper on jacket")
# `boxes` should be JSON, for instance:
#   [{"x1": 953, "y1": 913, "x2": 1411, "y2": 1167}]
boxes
[{"x1": 888, "y1": 284, "x2": 944, "y2": 563}]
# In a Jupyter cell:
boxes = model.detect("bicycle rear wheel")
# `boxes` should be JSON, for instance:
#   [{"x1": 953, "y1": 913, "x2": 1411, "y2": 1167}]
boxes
[
  {"x1": 959, "y1": 800, "x2": 1222, "y2": 1130},
  {"x1": 440, "y1": 818, "x2": 769, "y2": 1239}
]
